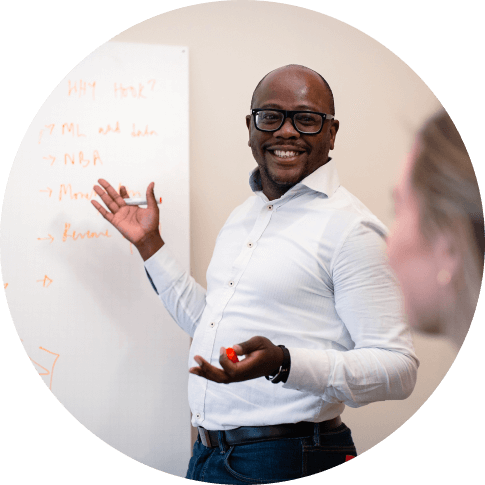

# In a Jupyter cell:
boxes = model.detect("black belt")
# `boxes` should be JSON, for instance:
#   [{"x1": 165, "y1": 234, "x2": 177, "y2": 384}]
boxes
[{"x1": 197, "y1": 416, "x2": 342, "y2": 448}]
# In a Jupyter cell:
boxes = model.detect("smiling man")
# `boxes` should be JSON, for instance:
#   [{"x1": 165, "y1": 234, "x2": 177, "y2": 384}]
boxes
[
  {"x1": 92, "y1": 65, "x2": 419, "y2": 483},
  {"x1": 246, "y1": 66, "x2": 338, "y2": 200}
]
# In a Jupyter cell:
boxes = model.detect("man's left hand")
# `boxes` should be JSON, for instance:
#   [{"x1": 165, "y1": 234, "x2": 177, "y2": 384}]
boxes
[{"x1": 189, "y1": 336, "x2": 284, "y2": 383}]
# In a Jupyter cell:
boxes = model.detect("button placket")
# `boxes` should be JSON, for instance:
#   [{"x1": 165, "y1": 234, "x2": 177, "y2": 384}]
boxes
[{"x1": 192, "y1": 199, "x2": 282, "y2": 427}]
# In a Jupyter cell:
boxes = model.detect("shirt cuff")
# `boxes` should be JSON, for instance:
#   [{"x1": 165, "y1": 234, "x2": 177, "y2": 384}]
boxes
[
  {"x1": 144, "y1": 245, "x2": 187, "y2": 295},
  {"x1": 282, "y1": 347, "x2": 331, "y2": 395}
]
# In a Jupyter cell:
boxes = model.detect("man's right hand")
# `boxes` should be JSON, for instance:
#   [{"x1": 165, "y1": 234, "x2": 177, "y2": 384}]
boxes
[{"x1": 91, "y1": 179, "x2": 164, "y2": 260}]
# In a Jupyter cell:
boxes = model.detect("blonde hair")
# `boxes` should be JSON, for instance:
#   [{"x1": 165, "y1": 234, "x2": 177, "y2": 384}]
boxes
[{"x1": 411, "y1": 110, "x2": 484, "y2": 347}]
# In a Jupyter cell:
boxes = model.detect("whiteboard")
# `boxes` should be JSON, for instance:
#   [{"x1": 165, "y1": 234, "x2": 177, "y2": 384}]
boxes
[{"x1": 0, "y1": 42, "x2": 190, "y2": 477}]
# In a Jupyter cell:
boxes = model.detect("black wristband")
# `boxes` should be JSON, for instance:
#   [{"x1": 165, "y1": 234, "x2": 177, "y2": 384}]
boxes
[{"x1": 265, "y1": 345, "x2": 291, "y2": 384}]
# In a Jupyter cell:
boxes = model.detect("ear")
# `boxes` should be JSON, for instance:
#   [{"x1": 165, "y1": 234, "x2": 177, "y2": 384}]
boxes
[
  {"x1": 329, "y1": 119, "x2": 339, "y2": 151},
  {"x1": 433, "y1": 230, "x2": 461, "y2": 284},
  {"x1": 246, "y1": 114, "x2": 251, "y2": 147}
]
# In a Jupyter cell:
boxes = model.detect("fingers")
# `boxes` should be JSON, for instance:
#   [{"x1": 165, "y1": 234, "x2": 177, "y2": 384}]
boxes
[
  {"x1": 233, "y1": 336, "x2": 267, "y2": 356},
  {"x1": 189, "y1": 355, "x2": 230, "y2": 384},
  {"x1": 189, "y1": 338, "x2": 278, "y2": 384},
  {"x1": 189, "y1": 351, "x2": 266, "y2": 383},
  {"x1": 119, "y1": 185, "x2": 129, "y2": 199},
  {"x1": 91, "y1": 199, "x2": 114, "y2": 223},
  {"x1": 219, "y1": 346, "x2": 238, "y2": 370},
  {"x1": 94, "y1": 179, "x2": 127, "y2": 213},
  {"x1": 219, "y1": 347, "x2": 254, "y2": 381},
  {"x1": 232, "y1": 344, "x2": 244, "y2": 356},
  {"x1": 146, "y1": 182, "x2": 160, "y2": 211}
]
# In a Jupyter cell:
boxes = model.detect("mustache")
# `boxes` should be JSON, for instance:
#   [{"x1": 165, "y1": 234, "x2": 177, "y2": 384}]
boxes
[{"x1": 262, "y1": 142, "x2": 310, "y2": 152}]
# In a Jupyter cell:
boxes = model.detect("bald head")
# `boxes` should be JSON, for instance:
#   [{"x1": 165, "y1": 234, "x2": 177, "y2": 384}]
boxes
[{"x1": 250, "y1": 65, "x2": 335, "y2": 115}]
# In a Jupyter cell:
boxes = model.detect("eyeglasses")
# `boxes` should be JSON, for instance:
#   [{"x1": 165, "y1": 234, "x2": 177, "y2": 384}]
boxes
[{"x1": 251, "y1": 109, "x2": 334, "y2": 135}]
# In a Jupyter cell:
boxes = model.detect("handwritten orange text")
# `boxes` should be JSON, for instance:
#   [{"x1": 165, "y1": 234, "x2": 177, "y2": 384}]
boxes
[
  {"x1": 64, "y1": 150, "x2": 102, "y2": 168},
  {"x1": 131, "y1": 124, "x2": 157, "y2": 137},
  {"x1": 62, "y1": 123, "x2": 86, "y2": 137},
  {"x1": 38, "y1": 124, "x2": 56, "y2": 144},
  {"x1": 62, "y1": 223, "x2": 111, "y2": 242},
  {"x1": 39, "y1": 183, "x2": 133, "y2": 201},
  {"x1": 117, "y1": 184, "x2": 141, "y2": 198},
  {"x1": 114, "y1": 81, "x2": 156, "y2": 99},
  {"x1": 59, "y1": 184, "x2": 97, "y2": 201},
  {"x1": 68, "y1": 80, "x2": 96, "y2": 100},
  {"x1": 99, "y1": 121, "x2": 121, "y2": 135}
]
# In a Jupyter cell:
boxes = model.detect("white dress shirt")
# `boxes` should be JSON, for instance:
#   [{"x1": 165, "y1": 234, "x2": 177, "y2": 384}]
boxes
[{"x1": 144, "y1": 159, "x2": 419, "y2": 430}]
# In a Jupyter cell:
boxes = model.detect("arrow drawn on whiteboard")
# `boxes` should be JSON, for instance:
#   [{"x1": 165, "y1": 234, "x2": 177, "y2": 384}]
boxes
[
  {"x1": 37, "y1": 234, "x2": 54, "y2": 243},
  {"x1": 39, "y1": 187, "x2": 53, "y2": 197},
  {"x1": 33, "y1": 350, "x2": 59, "y2": 390},
  {"x1": 22, "y1": 341, "x2": 60, "y2": 390},
  {"x1": 36, "y1": 275, "x2": 53, "y2": 287},
  {"x1": 43, "y1": 155, "x2": 56, "y2": 165}
]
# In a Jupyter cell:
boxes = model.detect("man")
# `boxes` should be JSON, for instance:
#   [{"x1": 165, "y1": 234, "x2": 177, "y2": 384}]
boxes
[{"x1": 92, "y1": 65, "x2": 418, "y2": 482}]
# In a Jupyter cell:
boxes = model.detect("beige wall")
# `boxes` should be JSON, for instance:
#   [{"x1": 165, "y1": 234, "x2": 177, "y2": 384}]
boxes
[{"x1": 113, "y1": 1, "x2": 456, "y2": 455}]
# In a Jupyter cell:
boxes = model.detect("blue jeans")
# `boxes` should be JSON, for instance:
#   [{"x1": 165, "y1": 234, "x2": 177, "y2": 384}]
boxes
[{"x1": 185, "y1": 423, "x2": 357, "y2": 483}]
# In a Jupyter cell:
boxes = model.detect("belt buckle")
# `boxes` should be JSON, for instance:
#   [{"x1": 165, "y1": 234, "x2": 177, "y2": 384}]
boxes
[{"x1": 199, "y1": 427, "x2": 212, "y2": 448}]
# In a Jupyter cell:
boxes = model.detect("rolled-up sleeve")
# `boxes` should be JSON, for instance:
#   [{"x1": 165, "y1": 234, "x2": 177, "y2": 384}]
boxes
[
  {"x1": 144, "y1": 245, "x2": 206, "y2": 338},
  {"x1": 283, "y1": 221, "x2": 419, "y2": 407}
]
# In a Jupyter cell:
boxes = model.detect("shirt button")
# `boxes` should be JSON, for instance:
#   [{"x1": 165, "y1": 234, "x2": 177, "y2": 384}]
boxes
[
  {"x1": 196, "y1": 413, "x2": 201, "y2": 419},
  {"x1": 229, "y1": 281, "x2": 234, "y2": 287},
  {"x1": 247, "y1": 242, "x2": 253, "y2": 248},
  {"x1": 210, "y1": 322, "x2": 215, "y2": 328},
  {"x1": 268, "y1": 205, "x2": 273, "y2": 211}
]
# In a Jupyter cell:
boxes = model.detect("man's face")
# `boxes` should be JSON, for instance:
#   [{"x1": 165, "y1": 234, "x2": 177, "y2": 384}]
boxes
[{"x1": 246, "y1": 67, "x2": 339, "y2": 194}]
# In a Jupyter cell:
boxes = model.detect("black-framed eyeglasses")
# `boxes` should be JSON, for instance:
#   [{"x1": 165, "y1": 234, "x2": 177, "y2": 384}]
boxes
[{"x1": 251, "y1": 108, "x2": 334, "y2": 135}]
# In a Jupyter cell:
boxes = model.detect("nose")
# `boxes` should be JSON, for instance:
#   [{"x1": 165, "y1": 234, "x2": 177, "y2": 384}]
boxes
[{"x1": 273, "y1": 116, "x2": 300, "y2": 138}]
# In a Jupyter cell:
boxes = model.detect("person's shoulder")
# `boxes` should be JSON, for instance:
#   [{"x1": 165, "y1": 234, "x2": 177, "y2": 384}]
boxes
[{"x1": 327, "y1": 186, "x2": 388, "y2": 237}]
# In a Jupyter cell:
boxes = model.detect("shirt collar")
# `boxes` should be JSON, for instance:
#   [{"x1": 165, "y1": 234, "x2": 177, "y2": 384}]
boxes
[{"x1": 248, "y1": 158, "x2": 340, "y2": 199}]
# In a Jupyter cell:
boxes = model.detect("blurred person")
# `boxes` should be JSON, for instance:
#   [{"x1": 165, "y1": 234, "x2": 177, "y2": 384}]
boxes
[{"x1": 387, "y1": 110, "x2": 484, "y2": 348}]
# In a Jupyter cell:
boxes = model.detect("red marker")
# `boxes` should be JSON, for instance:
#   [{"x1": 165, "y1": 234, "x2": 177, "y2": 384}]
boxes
[{"x1": 226, "y1": 347, "x2": 239, "y2": 363}]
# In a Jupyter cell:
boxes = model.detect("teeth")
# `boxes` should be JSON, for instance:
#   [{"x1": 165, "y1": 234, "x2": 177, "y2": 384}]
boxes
[{"x1": 273, "y1": 150, "x2": 300, "y2": 158}]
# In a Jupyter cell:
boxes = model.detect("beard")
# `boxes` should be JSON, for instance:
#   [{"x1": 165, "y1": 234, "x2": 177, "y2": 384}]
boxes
[{"x1": 258, "y1": 162, "x2": 301, "y2": 192}]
